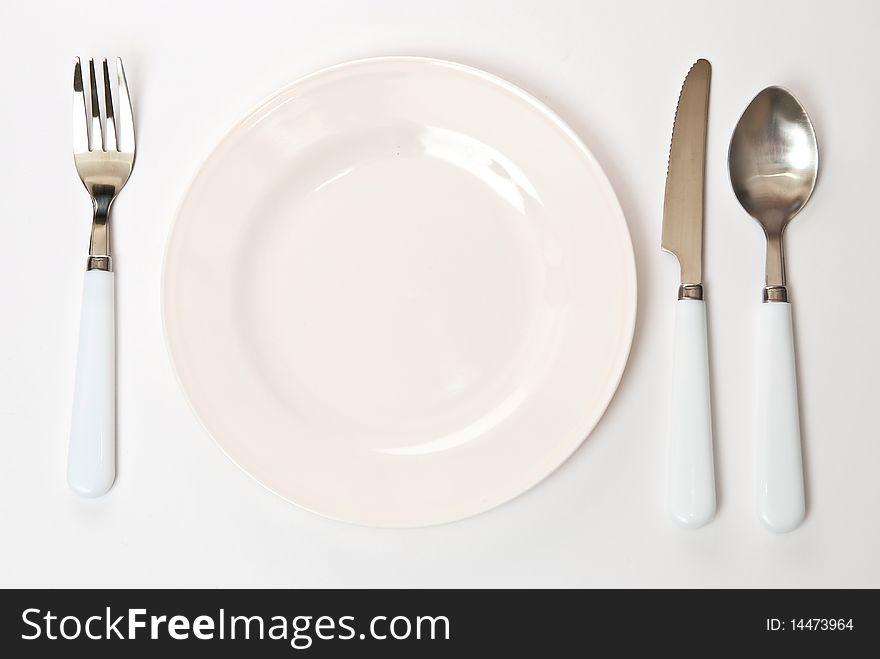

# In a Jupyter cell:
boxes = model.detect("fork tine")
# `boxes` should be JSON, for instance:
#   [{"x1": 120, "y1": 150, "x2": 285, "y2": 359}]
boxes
[
  {"x1": 115, "y1": 58, "x2": 135, "y2": 154},
  {"x1": 88, "y1": 59, "x2": 103, "y2": 151},
  {"x1": 102, "y1": 59, "x2": 117, "y2": 151},
  {"x1": 72, "y1": 58, "x2": 89, "y2": 153}
]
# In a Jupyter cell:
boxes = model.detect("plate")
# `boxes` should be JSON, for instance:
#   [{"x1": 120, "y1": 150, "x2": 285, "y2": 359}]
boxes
[{"x1": 163, "y1": 57, "x2": 636, "y2": 527}]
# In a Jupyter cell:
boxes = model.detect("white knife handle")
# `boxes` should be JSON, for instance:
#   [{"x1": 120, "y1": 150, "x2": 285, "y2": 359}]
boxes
[
  {"x1": 667, "y1": 298, "x2": 715, "y2": 528},
  {"x1": 68, "y1": 269, "x2": 115, "y2": 497},
  {"x1": 756, "y1": 301, "x2": 805, "y2": 532}
]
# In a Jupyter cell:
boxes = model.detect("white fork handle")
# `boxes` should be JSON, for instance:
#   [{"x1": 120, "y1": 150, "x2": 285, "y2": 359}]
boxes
[
  {"x1": 68, "y1": 269, "x2": 115, "y2": 497},
  {"x1": 667, "y1": 299, "x2": 716, "y2": 528},
  {"x1": 756, "y1": 301, "x2": 805, "y2": 532}
]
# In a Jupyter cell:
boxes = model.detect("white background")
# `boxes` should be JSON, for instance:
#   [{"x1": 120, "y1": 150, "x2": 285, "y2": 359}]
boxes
[{"x1": 1, "y1": 0, "x2": 878, "y2": 587}]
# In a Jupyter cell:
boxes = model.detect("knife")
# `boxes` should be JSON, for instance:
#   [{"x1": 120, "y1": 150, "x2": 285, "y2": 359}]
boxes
[{"x1": 661, "y1": 59, "x2": 715, "y2": 528}]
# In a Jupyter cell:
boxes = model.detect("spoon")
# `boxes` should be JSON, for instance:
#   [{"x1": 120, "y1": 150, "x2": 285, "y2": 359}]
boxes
[{"x1": 729, "y1": 86, "x2": 818, "y2": 533}]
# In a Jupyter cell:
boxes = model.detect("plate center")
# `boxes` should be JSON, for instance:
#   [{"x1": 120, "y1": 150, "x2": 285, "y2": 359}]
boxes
[{"x1": 238, "y1": 140, "x2": 565, "y2": 448}]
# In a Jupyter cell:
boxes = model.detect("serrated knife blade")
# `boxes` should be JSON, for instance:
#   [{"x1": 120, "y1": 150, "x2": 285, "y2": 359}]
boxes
[{"x1": 662, "y1": 58, "x2": 711, "y2": 294}]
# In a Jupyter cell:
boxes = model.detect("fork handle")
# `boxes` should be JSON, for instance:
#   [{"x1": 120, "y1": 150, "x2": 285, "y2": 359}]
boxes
[{"x1": 68, "y1": 269, "x2": 115, "y2": 497}]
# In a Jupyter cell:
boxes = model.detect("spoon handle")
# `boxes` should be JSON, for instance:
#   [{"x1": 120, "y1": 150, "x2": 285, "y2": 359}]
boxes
[
  {"x1": 756, "y1": 301, "x2": 805, "y2": 532},
  {"x1": 667, "y1": 298, "x2": 715, "y2": 528}
]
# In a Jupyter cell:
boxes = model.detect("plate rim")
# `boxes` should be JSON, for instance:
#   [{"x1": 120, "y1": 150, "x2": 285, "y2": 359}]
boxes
[{"x1": 161, "y1": 55, "x2": 638, "y2": 527}]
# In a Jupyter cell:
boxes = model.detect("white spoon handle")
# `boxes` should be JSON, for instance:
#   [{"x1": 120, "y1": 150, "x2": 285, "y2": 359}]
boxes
[
  {"x1": 756, "y1": 301, "x2": 805, "y2": 532},
  {"x1": 667, "y1": 298, "x2": 715, "y2": 528},
  {"x1": 68, "y1": 269, "x2": 115, "y2": 497}
]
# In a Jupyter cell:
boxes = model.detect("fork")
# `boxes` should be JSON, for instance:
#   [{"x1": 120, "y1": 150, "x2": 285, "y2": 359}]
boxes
[{"x1": 68, "y1": 57, "x2": 135, "y2": 497}]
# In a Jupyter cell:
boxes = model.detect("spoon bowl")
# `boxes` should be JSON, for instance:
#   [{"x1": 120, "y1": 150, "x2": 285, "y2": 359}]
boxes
[{"x1": 729, "y1": 86, "x2": 818, "y2": 294}]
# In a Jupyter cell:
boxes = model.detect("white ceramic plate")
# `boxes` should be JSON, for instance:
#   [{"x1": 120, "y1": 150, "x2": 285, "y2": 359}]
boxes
[{"x1": 163, "y1": 57, "x2": 636, "y2": 527}]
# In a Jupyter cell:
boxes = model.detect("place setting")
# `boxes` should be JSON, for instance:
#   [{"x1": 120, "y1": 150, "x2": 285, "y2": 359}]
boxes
[{"x1": 66, "y1": 53, "x2": 817, "y2": 532}]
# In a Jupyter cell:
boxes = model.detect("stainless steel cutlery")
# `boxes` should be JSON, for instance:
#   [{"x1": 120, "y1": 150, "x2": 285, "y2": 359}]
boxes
[
  {"x1": 662, "y1": 59, "x2": 716, "y2": 528},
  {"x1": 68, "y1": 57, "x2": 135, "y2": 497},
  {"x1": 661, "y1": 62, "x2": 818, "y2": 532},
  {"x1": 59, "y1": 54, "x2": 819, "y2": 526},
  {"x1": 729, "y1": 87, "x2": 818, "y2": 532}
]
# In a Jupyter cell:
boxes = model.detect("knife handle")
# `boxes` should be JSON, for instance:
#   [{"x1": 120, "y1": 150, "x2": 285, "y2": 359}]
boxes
[
  {"x1": 667, "y1": 298, "x2": 715, "y2": 528},
  {"x1": 68, "y1": 269, "x2": 115, "y2": 497},
  {"x1": 756, "y1": 301, "x2": 805, "y2": 532}
]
